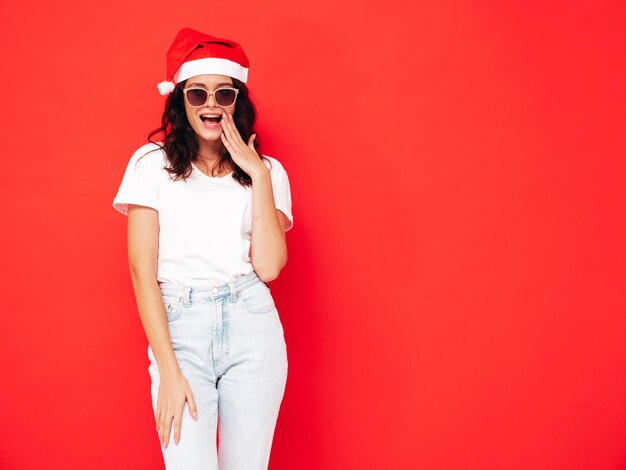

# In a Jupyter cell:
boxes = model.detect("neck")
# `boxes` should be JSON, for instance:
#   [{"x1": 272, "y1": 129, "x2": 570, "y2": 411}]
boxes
[{"x1": 196, "y1": 139, "x2": 223, "y2": 164}]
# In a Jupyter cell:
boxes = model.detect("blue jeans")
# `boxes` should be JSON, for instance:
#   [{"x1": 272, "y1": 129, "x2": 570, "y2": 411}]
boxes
[{"x1": 147, "y1": 270, "x2": 288, "y2": 469}]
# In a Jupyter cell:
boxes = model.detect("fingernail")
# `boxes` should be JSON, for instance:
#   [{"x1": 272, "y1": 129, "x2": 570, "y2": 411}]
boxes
[{"x1": 193, "y1": 411, "x2": 198, "y2": 420}]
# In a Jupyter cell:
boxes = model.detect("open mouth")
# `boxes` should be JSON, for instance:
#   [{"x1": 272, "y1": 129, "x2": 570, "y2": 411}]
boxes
[{"x1": 200, "y1": 114, "x2": 222, "y2": 124}]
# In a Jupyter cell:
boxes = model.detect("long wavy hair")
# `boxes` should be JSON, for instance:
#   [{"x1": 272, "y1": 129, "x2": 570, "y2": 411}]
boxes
[{"x1": 143, "y1": 77, "x2": 270, "y2": 187}]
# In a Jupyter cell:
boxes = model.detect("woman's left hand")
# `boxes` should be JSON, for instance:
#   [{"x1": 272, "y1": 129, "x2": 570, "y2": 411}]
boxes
[{"x1": 220, "y1": 112, "x2": 267, "y2": 179}]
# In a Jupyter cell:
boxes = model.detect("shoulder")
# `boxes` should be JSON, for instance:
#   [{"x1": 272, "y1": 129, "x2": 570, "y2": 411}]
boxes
[{"x1": 128, "y1": 141, "x2": 168, "y2": 170}]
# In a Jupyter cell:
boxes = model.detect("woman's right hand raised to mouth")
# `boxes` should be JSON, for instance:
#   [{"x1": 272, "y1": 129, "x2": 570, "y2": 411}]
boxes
[{"x1": 156, "y1": 368, "x2": 198, "y2": 449}]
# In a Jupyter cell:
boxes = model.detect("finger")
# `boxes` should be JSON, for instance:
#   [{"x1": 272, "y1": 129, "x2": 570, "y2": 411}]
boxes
[
  {"x1": 224, "y1": 112, "x2": 245, "y2": 147},
  {"x1": 163, "y1": 409, "x2": 174, "y2": 449},
  {"x1": 187, "y1": 391, "x2": 198, "y2": 421},
  {"x1": 221, "y1": 113, "x2": 238, "y2": 145},
  {"x1": 221, "y1": 116, "x2": 247, "y2": 159},
  {"x1": 220, "y1": 131, "x2": 233, "y2": 150},
  {"x1": 220, "y1": 127, "x2": 235, "y2": 153},
  {"x1": 159, "y1": 412, "x2": 166, "y2": 446},
  {"x1": 156, "y1": 402, "x2": 161, "y2": 430},
  {"x1": 221, "y1": 111, "x2": 232, "y2": 133},
  {"x1": 220, "y1": 118, "x2": 234, "y2": 147},
  {"x1": 248, "y1": 133, "x2": 256, "y2": 149},
  {"x1": 156, "y1": 401, "x2": 164, "y2": 439},
  {"x1": 158, "y1": 417, "x2": 164, "y2": 445},
  {"x1": 173, "y1": 409, "x2": 182, "y2": 446},
  {"x1": 230, "y1": 113, "x2": 247, "y2": 146},
  {"x1": 220, "y1": 111, "x2": 231, "y2": 133}
]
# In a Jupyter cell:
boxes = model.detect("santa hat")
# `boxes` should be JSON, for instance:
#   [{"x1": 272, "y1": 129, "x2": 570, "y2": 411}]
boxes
[{"x1": 157, "y1": 28, "x2": 250, "y2": 95}]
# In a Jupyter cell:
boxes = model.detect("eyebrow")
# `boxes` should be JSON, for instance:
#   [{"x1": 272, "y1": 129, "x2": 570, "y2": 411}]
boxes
[{"x1": 186, "y1": 82, "x2": 233, "y2": 88}]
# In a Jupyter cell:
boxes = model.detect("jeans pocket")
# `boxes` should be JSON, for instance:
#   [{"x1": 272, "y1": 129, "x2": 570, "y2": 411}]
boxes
[
  {"x1": 240, "y1": 282, "x2": 276, "y2": 314},
  {"x1": 161, "y1": 295, "x2": 183, "y2": 322}
]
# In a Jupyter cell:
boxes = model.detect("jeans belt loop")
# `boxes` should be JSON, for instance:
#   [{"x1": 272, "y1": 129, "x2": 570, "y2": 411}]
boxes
[
  {"x1": 227, "y1": 280, "x2": 238, "y2": 303},
  {"x1": 182, "y1": 286, "x2": 191, "y2": 307}
]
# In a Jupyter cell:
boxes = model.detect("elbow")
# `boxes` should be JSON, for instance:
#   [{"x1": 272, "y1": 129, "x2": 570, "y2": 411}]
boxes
[
  {"x1": 252, "y1": 249, "x2": 288, "y2": 283},
  {"x1": 255, "y1": 258, "x2": 287, "y2": 283},
  {"x1": 255, "y1": 267, "x2": 281, "y2": 283}
]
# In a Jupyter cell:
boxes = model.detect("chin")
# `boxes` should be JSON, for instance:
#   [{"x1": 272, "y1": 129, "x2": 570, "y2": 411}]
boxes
[{"x1": 195, "y1": 128, "x2": 221, "y2": 140}]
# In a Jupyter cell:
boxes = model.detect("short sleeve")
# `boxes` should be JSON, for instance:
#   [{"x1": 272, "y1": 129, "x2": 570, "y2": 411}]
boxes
[
  {"x1": 267, "y1": 157, "x2": 294, "y2": 232},
  {"x1": 112, "y1": 145, "x2": 160, "y2": 215}
]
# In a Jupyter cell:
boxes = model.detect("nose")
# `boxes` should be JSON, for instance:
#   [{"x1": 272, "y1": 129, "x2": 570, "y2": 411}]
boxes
[{"x1": 207, "y1": 92, "x2": 219, "y2": 108}]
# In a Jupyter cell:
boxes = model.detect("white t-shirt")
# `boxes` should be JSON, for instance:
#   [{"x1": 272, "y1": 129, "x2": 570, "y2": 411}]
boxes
[{"x1": 112, "y1": 142, "x2": 293, "y2": 286}]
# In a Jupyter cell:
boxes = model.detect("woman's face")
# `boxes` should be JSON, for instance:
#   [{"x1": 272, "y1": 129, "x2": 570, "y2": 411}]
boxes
[{"x1": 182, "y1": 74, "x2": 236, "y2": 143}]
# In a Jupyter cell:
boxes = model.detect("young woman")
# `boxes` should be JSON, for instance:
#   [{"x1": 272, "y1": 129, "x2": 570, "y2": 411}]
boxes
[{"x1": 112, "y1": 28, "x2": 293, "y2": 470}]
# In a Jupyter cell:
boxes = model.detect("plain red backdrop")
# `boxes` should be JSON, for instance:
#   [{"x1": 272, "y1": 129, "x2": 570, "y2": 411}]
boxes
[{"x1": 0, "y1": 0, "x2": 625, "y2": 468}]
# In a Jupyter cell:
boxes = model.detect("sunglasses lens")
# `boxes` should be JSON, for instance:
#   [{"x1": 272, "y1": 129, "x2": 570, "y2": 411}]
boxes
[
  {"x1": 187, "y1": 89, "x2": 207, "y2": 106},
  {"x1": 216, "y1": 89, "x2": 236, "y2": 106}
]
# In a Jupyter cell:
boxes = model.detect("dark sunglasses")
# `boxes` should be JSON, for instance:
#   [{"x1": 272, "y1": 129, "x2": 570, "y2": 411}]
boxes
[{"x1": 182, "y1": 87, "x2": 239, "y2": 107}]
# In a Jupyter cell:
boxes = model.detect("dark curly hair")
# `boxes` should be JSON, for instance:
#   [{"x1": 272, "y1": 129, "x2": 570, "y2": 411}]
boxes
[{"x1": 142, "y1": 77, "x2": 271, "y2": 187}]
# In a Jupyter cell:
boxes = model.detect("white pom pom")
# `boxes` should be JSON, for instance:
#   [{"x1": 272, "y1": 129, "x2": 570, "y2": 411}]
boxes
[{"x1": 157, "y1": 80, "x2": 175, "y2": 95}]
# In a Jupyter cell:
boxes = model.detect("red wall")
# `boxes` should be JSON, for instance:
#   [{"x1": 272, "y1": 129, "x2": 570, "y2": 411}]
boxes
[{"x1": 1, "y1": 1, "x2": 624, "y2": 468}]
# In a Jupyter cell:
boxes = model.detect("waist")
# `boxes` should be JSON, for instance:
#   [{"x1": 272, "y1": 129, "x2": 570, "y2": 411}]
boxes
[{"x1": 158, "y1": 269, "x2": 266, "y2": 302}]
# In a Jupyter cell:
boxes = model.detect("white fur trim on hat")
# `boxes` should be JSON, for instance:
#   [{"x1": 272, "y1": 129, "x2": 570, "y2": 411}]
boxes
[
  {"x1": 157, "y1": 80, "x2": 176, "y2": 95},
  {"x1": 174, "y1": 57, "x2": 249, "y2": 84}
]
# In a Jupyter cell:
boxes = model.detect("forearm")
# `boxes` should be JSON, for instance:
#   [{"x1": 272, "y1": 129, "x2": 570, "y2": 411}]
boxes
[
  {"x1": 250, "y1": 168, "x2": 287, "y2": 281},
  {"x1": 129, "y1": 270, "x2": 181, "y2": 376}
]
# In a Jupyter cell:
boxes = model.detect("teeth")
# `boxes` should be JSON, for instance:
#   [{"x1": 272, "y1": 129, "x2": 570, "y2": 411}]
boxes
[{"x1": 200, "y1": 114, "x2": 222, "y2": 123}]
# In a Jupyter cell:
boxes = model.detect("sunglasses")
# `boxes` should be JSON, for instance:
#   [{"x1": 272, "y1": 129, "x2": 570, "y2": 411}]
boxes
[{"x1": 182, "y1": 87, "x2": 240, "y2": 107}]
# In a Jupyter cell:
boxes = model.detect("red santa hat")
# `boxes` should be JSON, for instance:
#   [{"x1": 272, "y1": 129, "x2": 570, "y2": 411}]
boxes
[{"x1": 157, "y1": 28, "x2": 250, "y2": 95}]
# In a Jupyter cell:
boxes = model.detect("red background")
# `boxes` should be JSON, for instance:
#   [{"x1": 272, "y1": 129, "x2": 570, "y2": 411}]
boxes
[{"x1": 1, "y1": 1, "x2": 625, "y2": 468}]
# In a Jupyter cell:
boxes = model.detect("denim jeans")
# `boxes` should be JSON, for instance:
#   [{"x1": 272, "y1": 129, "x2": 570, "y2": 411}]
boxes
[{"x1": 147, "y1": 270, "x2": 288, "y2": 469}]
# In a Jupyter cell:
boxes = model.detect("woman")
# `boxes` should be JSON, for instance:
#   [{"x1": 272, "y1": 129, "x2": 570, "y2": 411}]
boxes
[{"x1": 112, "y1": 28, "x2": 293, "y2": 470}]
